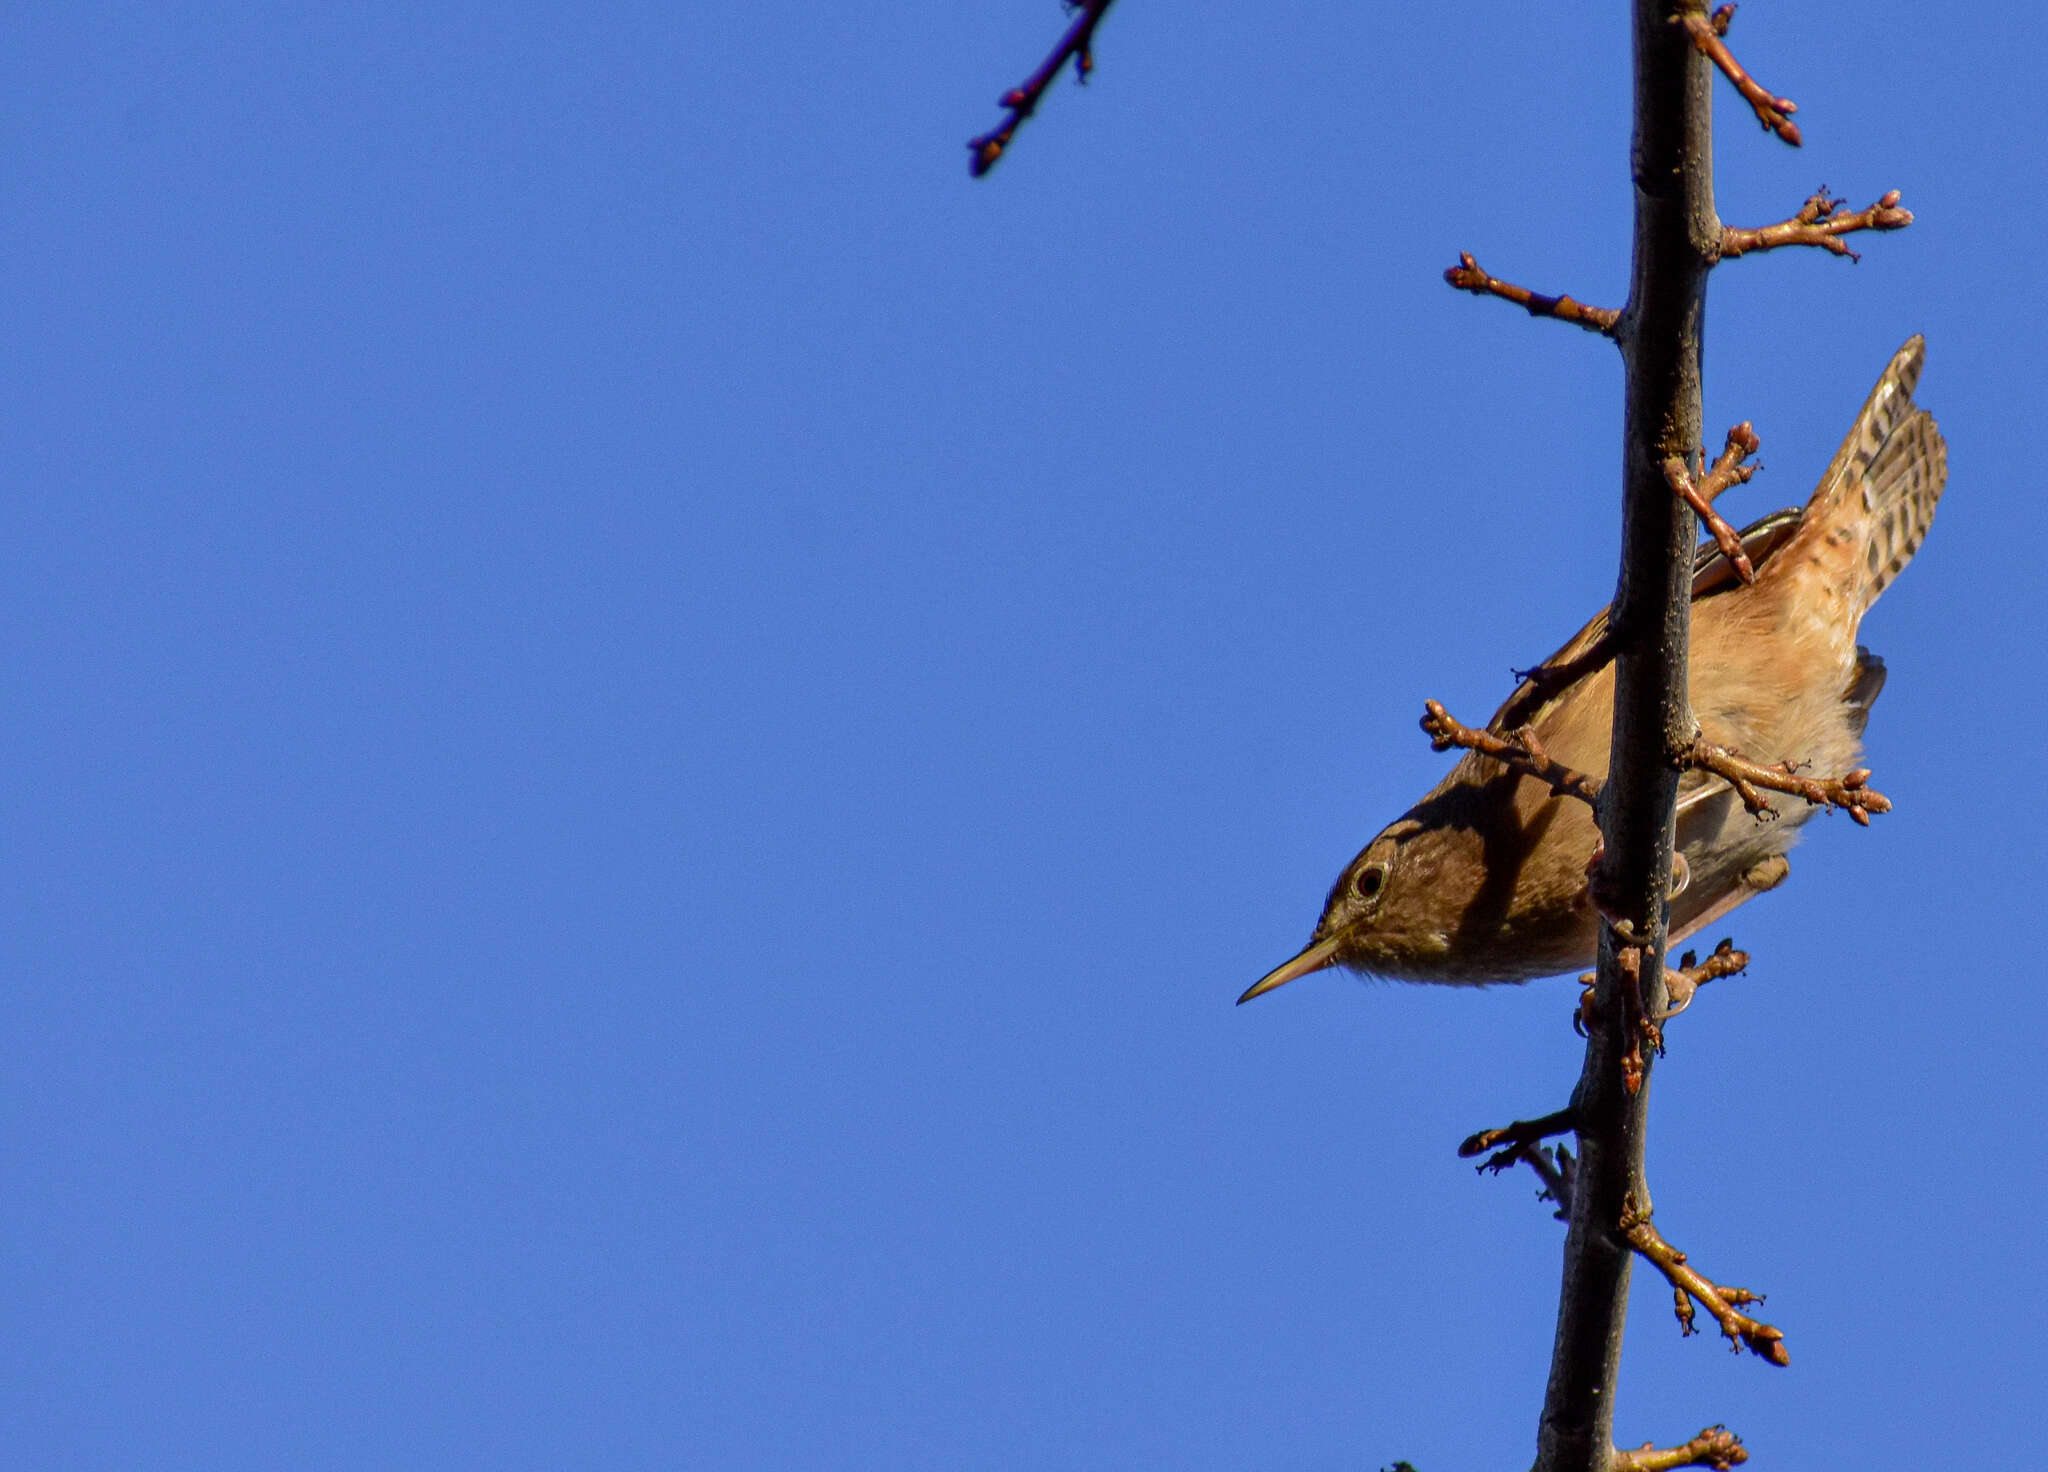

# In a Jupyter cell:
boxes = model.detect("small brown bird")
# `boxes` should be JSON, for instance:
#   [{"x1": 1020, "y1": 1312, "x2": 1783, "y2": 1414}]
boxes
[{"x1": 1242, "y1": 337, "x2": 1947, "y2": 1004}]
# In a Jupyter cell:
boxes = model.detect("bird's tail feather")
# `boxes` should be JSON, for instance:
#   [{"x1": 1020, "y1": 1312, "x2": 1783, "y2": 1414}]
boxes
[{"x1": 1809, "y1": 335, "x2": 1948, "y2": 611}]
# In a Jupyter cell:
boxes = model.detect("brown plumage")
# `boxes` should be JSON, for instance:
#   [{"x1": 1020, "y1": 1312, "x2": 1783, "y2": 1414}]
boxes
[{"x1": 1242, "y1": 338, "x2": 1947, "y2": 1002}]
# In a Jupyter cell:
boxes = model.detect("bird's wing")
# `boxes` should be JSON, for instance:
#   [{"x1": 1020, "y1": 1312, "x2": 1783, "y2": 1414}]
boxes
[{"x1": 1486, "y1": 510, "x2": 1806, "y2": 735}]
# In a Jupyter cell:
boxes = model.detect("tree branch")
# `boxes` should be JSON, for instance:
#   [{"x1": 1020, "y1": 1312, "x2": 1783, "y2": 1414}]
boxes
[
  {"x1": 967, "y1": 1, "x2": 1119, "y2": 177},
  {"x1": 1443, "y1": 254, "x2": 1622, "y2": 336},
  {"x1": 1622, "y1": 1205, "x2": 1789, "y2": 1365},
  {"x1": 1661, "y1": 422, "x2": 1761, "y2": 583},
  {"x1": 1678, "y1": 736, "x2": 1890, "y2": 824},
  {"x1": 1532, "y1": 6, "x2": 1717, "y2": 1467},
  {"x1": 1420, "y1": 701, "x2": 1605, "y2": 806},
  {"x1": 1719, "y1": 189, "x2": 1913, "y2": 262},
  {"x1": 1674, "y1": 5, "x2": 1799, "y2": 146},
  {"x1": 1612, "y1": 1425, "x2": 1749, "y2": 1471}
]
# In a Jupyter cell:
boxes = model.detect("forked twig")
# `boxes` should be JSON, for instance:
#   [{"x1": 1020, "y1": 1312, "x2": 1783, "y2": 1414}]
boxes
[
  {"x1": 1720, "y1": 188, "x2": 1914, "y2": 262},
  {"x1": 1622, "y1": 1202, "x2": 1789, "y2": 1366},
  {"x1": 1421, "y1": 701, "x2": 1602, "y2": 807},
  {"x1": 1662, "y1": 423, "x2": 1762, "y2": 583},
  {"x1": 1680, "y1": 735, "x2": 1891, "y2": 824}
]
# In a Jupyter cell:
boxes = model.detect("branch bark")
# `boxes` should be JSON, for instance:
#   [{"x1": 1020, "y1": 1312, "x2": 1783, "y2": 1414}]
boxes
[{"x1": 1532, "y1": 6, "x2": 1718, "y2": 1468}]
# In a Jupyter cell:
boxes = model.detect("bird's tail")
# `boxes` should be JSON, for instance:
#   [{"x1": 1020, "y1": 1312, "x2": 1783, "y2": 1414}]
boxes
[{"x1": 1807, "y1": 335, "x2": 1949, "y2": 612}]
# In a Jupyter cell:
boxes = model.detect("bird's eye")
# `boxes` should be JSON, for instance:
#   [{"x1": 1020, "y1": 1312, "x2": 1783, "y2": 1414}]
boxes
[{"x1": 1354, "y1": 864, "x2": 1388, "y2": 902}]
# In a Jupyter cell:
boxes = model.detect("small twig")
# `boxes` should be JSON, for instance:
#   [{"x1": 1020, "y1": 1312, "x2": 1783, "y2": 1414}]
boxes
[
  {"x1": 1499, "y1": 631, "x2": 1617, "y2": 731},
  {"x1": 1720, "y1": 188, "x2": 1914, "y2": 263},
  {"x1": 1420, "y1": 701, "x2": 1602, "y2": 807},
  {"x1": 1679, "y1": 735, "x2": 1891, "y2": 825},
  {"x1": 1459, "y1": 1108, "x2": 1576, "y2": 1161},
  {"x1": 1661, "y1": 423, "x2": 1761, "y2": 583},
  {"x1": 1674, "y1": 6, "x2": 1800, "y2": 146},
  {"x1": 1662, "y1": 937, "x2": 1749, "y2": 1017},
  {"x1": 1622, "y1": 1202, "x2": 1788, "y2": 1365},
  {"x1": 1612, "y1": 1424, "x2": 1749, "y2": 1471},
  {"x1": 967, "y1": 0, "x2": 1119, "y2": 177},
  {"x1": 1462, "y1": 1113, "x2": 1578, "y2": 1218},
  {"x1": 1443, "y1": 253, "x2": 1621, "y2": 336}
]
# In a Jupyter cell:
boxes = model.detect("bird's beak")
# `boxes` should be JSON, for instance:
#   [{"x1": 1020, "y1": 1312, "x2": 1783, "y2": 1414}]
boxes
[{"x1": 1237, "y1": 934, "x2": 1345, "y2": 1005}]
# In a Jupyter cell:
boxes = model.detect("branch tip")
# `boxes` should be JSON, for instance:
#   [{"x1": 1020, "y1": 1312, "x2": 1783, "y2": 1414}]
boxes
[{"x1": 967, "y1": 1, "x2": 1118, "y2": 177}]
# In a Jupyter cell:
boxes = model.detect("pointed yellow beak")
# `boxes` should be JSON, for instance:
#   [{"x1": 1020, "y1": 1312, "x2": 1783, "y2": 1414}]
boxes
[{"x1": 1237, "y1": 934, "x2": 1345, "y2": 1005}]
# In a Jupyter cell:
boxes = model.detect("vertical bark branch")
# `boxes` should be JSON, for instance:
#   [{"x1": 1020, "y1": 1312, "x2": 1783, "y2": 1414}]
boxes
[{"x1": 1533, "y1": 6, "x2": 1718, "y2": 1469}]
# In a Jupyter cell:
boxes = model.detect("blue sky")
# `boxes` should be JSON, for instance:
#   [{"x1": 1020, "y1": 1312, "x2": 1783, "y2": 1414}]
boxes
[{"x1": 4, "y1": 4, "x2": 2040, "y2": 1468}]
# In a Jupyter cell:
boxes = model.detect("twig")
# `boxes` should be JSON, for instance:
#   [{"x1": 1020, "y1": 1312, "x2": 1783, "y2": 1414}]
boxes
[
  {"x1": 1611, "y1": 1425, "x2": 1749, "y2": 1471},
  {"x1": 1662, "y1": 937, "x2": 1749, "y2": 1017},
  {"x1": 1674, "y1": 6, "x2": 1800, "y2": 146},
  {"x1": 1622, "y1": 1202, "x2": 1789, "y2": 1365},
  {"x1": 1442, "y1": 254, "x2": 1621, "y2": 336},
  {"x1": 1679, "y1": 735, "x2": 1891, "y2": 824},
  {"x1": 1719, "y1": 188, "x2": 1914, "y2": 263},
  {"x1": 1462, "y1": 1112, "x2": 1579, "y2": 1218},
  {"x1": 1420, "y1": 701, "x2": 1602, "y2": 807},
  {"x1": 967, "y1": 1, "x2": 1119, "y2": 177},
  {"x1": 1661, "y1": 423, "x2": 1761, "y2": 583}
]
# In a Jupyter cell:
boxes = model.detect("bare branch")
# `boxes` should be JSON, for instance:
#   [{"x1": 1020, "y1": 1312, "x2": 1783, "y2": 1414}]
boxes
[
  {"x1": 1443, "y1": 253, "x2": 1621, "y2": 336},
  {"x1": 1612, "y1": 1425, "x2": 1749, "y2": 1471},
  {"x1": 1420, "y1": 701, "x2": 1603, "y2": 807},
  {"x1": 1719, "y1": 189, "x2": 1914, "y2": 262},
  {"x1": 1661, "y1": 422, "x2": 1762, "y2": 583},
  {"x1": 1622, "y1": 1203, "x2": 1789, "y2": 1365},
  {"x1": 1678, "y1": 735, "x2": 1891, "y2": 824},
  {"x1": 968, "y1": 1, "x2": 1119, "y2": 177},
  {"x1": 1674, "y1": 5, "x2": 1800, "y2": 146},
  {"x1": 1535, "y1": 8, "x2": 1718, "y2": 1464}
]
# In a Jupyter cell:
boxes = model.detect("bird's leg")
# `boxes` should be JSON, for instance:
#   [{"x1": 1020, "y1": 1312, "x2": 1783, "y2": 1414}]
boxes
[{"x1": 1619, "y1": 1197, "x2": 1788, "y2": 1366}]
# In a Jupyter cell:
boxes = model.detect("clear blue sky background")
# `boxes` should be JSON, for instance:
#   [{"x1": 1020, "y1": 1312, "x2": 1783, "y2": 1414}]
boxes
[{"x1": 4, "y1": 5, "x2": 2038, "y2": 1468}]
